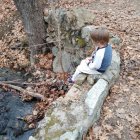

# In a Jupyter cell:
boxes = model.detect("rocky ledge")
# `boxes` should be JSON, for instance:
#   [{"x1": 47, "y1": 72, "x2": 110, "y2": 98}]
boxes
[{"x1": 29, "y1": 49, "x2": 120, "y2": 140}]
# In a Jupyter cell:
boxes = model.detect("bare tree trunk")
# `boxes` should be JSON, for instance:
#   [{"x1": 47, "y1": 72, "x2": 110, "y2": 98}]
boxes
[{"x1": 13, "y1": 0, "x2": 46, "y2": 65}]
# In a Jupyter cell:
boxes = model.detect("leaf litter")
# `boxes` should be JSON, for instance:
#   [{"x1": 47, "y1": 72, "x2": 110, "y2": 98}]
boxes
[
  {"x1": 0, "y1": 0, "x2": 140, "y2": 139},
  {"x1": 85, "y1": 0, "x2": 140, "y2": 139}
]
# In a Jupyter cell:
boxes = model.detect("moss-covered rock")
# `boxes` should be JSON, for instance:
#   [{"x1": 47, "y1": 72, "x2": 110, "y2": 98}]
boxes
[{"x1": 76, "y1": 37, "x2": 86, "y2": 48}]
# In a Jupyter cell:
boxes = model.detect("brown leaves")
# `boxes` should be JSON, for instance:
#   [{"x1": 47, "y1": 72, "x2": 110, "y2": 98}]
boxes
[
  {"x1": 0, "y1": 20, "x2": 28, "y2": 69},
  {"x1": 86, "y1": 0, "x2": 140, "y2": 139},
  {"x1": 35, "y1": 53, "x2": 53, "y2": 70},
  {"x1": 46, "y1": 0, "x2": 95, "y2": 10},
  {"x1": 18, "y1": 66, "x2": 70, "y2": 126},
  {"x1": 0, "y1": 0, "x2": 16, "y2": 22},
  {"x1": 56, "y1": 72, "x2": 69, "y2": 81}
]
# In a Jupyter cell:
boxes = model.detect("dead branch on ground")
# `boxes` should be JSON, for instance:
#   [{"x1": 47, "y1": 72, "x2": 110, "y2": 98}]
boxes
[
  {"x1": 0, "y1": 82, "x2": 45, "y2": 101},
  {"x1": 0, "y1": 80, "x2": 48, "y2": 86}
]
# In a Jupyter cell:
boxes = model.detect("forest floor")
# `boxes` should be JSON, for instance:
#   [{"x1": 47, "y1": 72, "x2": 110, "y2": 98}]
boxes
[
  {"x1": 0, "y1": 0, "x2": 140, "y2": 140},
  {"x1": 85, "y1": 0, "x2": 140, "y2": 140}
]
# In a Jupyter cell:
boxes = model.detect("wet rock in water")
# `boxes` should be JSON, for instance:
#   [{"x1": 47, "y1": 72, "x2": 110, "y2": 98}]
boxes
[{"x1": 0, "y1": 92, "x2": 35, "y2": 140}]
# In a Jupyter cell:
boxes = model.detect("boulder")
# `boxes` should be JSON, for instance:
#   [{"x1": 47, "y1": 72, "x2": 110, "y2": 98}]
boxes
[
  {"x1": 53, "y1": 51, "x2": 71, "y2": 72},
  {"x1": 110, "y1": 35, "x2": 121, "y2": 46},
  {"x1": 44, "y1": 8, "x2": 95, "y2": 31},
  {"x1": 75, "y1": 74, "x2": 87, "y2": 85},
  {"x1": 44, "y1": 8, "x2": 96, "y2": 73}
]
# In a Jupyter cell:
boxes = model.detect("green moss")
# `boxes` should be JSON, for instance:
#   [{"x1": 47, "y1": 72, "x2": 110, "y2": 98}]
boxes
[
  {"x1": 45, "y1": 116, "x2": 59, "y2": 130},
  {"x1": 44, "y1": 115, "x2": 76, "y2": 139},
  {"x1": 76, "y1": 37, "x2": 86, "y2": 47},
  {"x1": 44, "y1": 115, "x2": 64, "y2": 139},
  {"x1": 34, "y1": 114, "x2": 78, "y2": 139},
  {"x1": 46, "y1": 128, "x2": 76, "y2": 140},
  {"x1": 46, "y1": 130, "x2": 64, "y2": 140}
]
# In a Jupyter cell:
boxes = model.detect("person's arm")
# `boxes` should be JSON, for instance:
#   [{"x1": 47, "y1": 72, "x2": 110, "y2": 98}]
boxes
[{"x1": 88, "y1": 49, "x2": 105, "y2": 70}]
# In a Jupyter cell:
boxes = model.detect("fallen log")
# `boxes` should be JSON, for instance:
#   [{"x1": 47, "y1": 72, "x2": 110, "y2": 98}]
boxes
[{"x1": 0, "y1": 82, "x2": 45, "y2": 101}]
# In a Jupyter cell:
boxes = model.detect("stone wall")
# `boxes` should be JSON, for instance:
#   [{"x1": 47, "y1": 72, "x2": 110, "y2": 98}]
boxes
[{"x1": 29, "y1": 49, "x2": 120, "y2": 140}]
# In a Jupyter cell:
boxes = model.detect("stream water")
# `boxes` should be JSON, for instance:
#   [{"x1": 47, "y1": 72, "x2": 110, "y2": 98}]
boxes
[{"x1": 0, "y1": 68, "x2": 35, "y2": 140}]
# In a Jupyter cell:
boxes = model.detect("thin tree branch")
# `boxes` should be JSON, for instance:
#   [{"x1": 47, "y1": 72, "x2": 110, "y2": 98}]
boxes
[{"x1": 0, "y1": 82, "x2": 45, "y2": 101}]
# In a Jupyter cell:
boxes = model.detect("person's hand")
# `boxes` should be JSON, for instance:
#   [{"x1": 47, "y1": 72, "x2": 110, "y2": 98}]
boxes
[{"x1": 85, "y1": 57, "x2": 92, "y2": 64}]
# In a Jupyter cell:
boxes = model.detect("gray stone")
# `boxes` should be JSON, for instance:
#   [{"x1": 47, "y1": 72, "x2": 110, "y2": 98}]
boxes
[
  {"x1": 86, "y1": 73, "x2": 102, "y2": 84},
  {"x1": 44, "y1": 8, "x2": 96, "y2": 74},
  {"x1": 44, "y1": 16, "x2": 49, "y2": 23},
  {"x1": 45, "y1": 8, "x2": 95, "y2": 31},
  {"x1": 87, "y1": 75, "x2": 95, "y2": 85},
  {"x1": 110, "y1": 35, "x2": 121, "y2": 46},
  {"x1": 60, "y1": 130, "x2": 79, "y2": 140},
  {"x1": 75, "y1": 74, "x2": 87, "y2": 85},
  {"x1": 85, "y1": 79, "x2": 109, "y2": 116},
  {"x1": 81, "y1": 25, "x2": 97, "y2": 48},
  {"x1": 112, "y1": 50, "x2": 120, "y2": 64},
  {"x1": 52, "y1": 47, "x2": 59, "y2": 56},
  {"x1": 81, "y1": 25, "x2": 96, "y2": 42},
  {"x1": 72, "y1": 8, "x2": 95, "y2": 29},
  {"x1": 101, "y1": 70, "x2": 115, "y2": 85},
  {"x1": 53, "y1": 51, "x2": 72, "y2": 72},
  {"x1": 29, "y1": 136, "x2": 37, "y2": 140},
  {"x1": 66, "y1": 84, "x2": 82, "y2": 99}
]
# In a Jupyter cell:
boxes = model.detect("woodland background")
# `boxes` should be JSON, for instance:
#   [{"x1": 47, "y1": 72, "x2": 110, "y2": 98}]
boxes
[{"x1": 0, "y1": 0, "x2": 140, "y2": 139}]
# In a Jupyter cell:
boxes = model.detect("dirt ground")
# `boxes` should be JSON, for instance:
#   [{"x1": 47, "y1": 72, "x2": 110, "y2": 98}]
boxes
[{"x1": 86, "y1": 0, "x2": 140, "y2": 139}]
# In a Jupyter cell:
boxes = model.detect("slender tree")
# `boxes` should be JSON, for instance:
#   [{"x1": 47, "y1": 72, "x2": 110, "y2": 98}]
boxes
[{"x1": 13, "y1": 0, "x2": 46, "y2": 65}]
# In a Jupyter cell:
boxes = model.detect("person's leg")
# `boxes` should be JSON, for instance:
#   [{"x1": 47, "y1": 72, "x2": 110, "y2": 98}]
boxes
[
  {"x1": 71, "y1": 66, "x2": 81, "y2": 81},
  {"x1": 71, "y1": 59, "x2": 102, "y2": 82},
  {"x1": 78, "y1": 60, "x2": 102, "y2": 75}
]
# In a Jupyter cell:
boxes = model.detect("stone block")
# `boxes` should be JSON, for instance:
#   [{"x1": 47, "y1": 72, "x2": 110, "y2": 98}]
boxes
[
  {"x1": 110, "y1": 35, "x2": 121, "y2": 46},
  {"x1": 29, "y1": 136, "x2": 37, "y2": 140},
  {"x1": 53, "y1": 51, "x2": 71, "y2": 72},
  {"x1": 65, "y1": 84, "x2": 82, "y2": 100},
  {"x1": 87, "y1": 73, "x2": 102, "y2": 84},
  {"x1": 75, "y1": 74, "x2": 87, "y2": 85},
  {"x1": 101, "y1": 70, "x2": 115, "y2": 84},
  {"x1": 112, "y1": 50, "x2": 120, "y2": 64},
  {"x1": 60, "y1": 130, "x2": 79, "y2": 140},
  {"x1": 87, "y1": 75, "x2": 95, "y2": 85},
  {"x1": 81, "y1": 25, "x2": 96, "y2": 42},
  {"x1": 85, "y1": 79, "x2": 108, "y2": 116}
]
